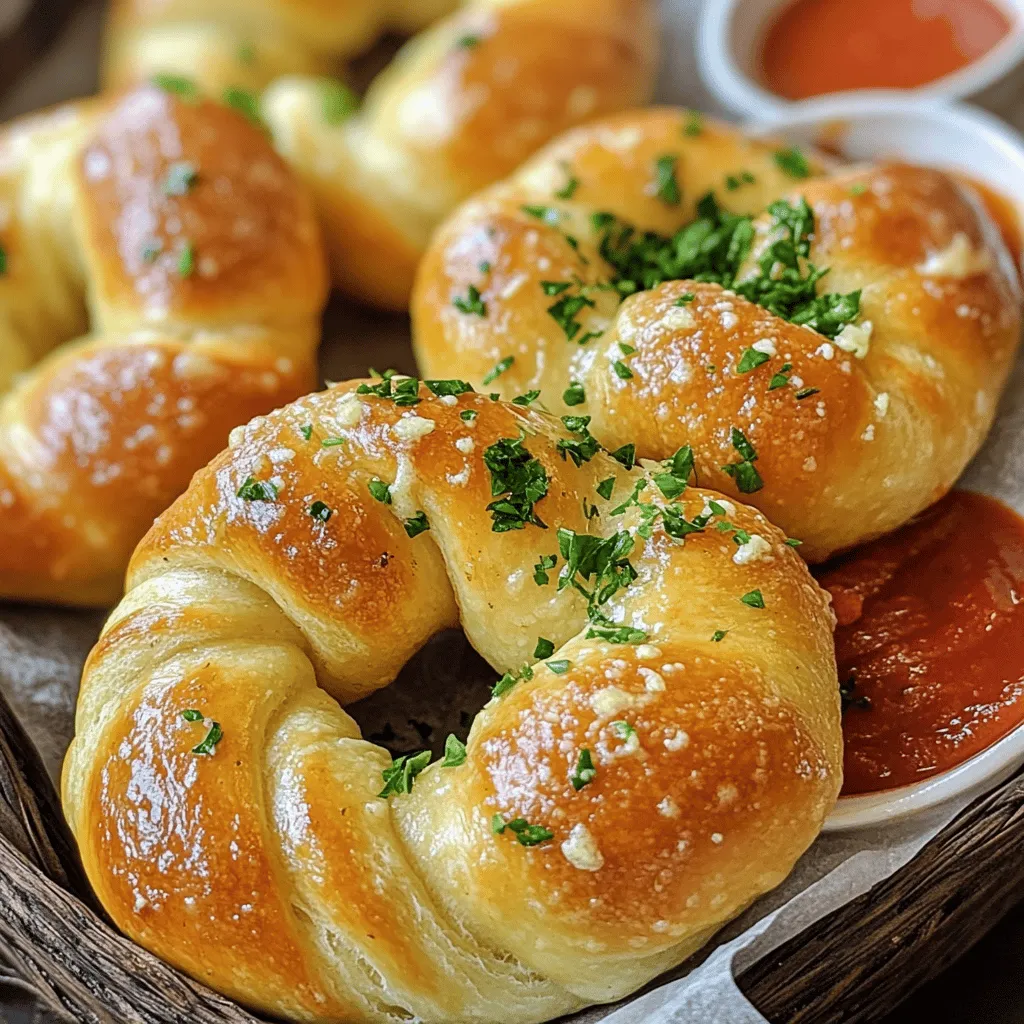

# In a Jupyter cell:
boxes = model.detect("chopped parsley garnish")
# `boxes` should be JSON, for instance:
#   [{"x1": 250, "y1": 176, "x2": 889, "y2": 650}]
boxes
[
  {"x1": 522, "y1": 204, "x2": 561, "y2": 224},
  {"x1": 512, "y1": 390, "x2": 541, "y2": 406},
  {"x1": 542, "y1": 280, "x2": 572, "y2": 296},
  {"x1": 483, "y1": 435, "x2": 548, "y2": 531},
  {"x1": 612, "y1": 360, "x2": 633, "y2": 380},
  {"x1": 548, "y1": 290, "x2": 596, "y2": 341},
  {"x1": 556, "y1": 529, "x2": 646, "y2": 642},
  {"x1": 237, "y1": 41, "x2": 255, "y2": 64},
  {"x1": 378, "y1": 750, "x2": 432, "y2": 798},
  {"x1": 683, "y1": 110, "x2": 703, "y2": 136},
  {"x1": 222, "y1": 86, "x2": 265, "y2": 129},
  {"x1": 181, "y1": 709, "x2": 204, "y2": 722},
  {"x1": 534, "y1": 637, "x2": 555, "y2": 659},
  {"x1": 849, "y1": 182, "x2": 868, "y2": 196},
  {"x1": 482, "y1": 356, "x2": 513, "y2": 385},
  {"x1": 441, "y1": 734, "x2": 467, "y2": 766},
  {"x1": 152, "y1": 73, "x2": 199, "y2": 101},
  {"x1": 367, "y1": 478, "x2": 392, "y2": 504},
  {"x1": 741, "y1": 589, "x2": 765, "y2": 609},
  {"x1": 774, "y1": 147, "x2": 811, "y2": 178},
  {"x1": 768, "y1": 362, "x2": 793, "y2": 390},
  {"x1": 534, "y1": 553, "x2": 557, "y2": 585},
  {"x1": 563, "y1": 381, "x2": 586, "y2": 406},
  {"x1": 654, "y1": 154, "x2": 681, "y2": 206},
  {"x1": 309, "y1": 500, "x2": 332, "y2": 522},
  {"x1": 299, "y1": 424, "x2": 313, "y2": 440},
  {"x1": 453, "y1": 284, "x2": 487, "y2": 316},
  {"x1": 177, "y1": 241, "x2": 195, "y2": 277},
  {"x1": 404, "y1": 511, "x2": 430, "y2": 538},
  {"x1": 610, "y1": 443, "x2": 636, "y2": 469},
  {"x1": 141, "y1": 240, "x2": 161, "y2": 263},
  {"x1": 547, "y1": 660, "x2": 570, "y2": 674},
  {"x1": 191, "y1": 720, "x2": 223, "y2": 756},
  {"x1": 596, "y1": 476, "x2": 616, "y2": 500},
  {"x1": 571, "y1": 748, "x2": 597, "y2": 790},
  {"x1": 479, "y1": 261, "x2": 492, "y2": 274},
  {"x1": 737, "y1": 347, "x2": 771, "y2": 374},
  {"x1": 492, "y1": 663, "x2": 533, "y2": 698},
  {"x1": 321, "y1": 437, "x2": 345, "y2": 447},
  {"x1": 237, "y1": 476, "x2": 278, "y2": 501},
  {"x1": 163, "y1": 161, "x2": 198, "y2": 195},
  {"x1": 795, "y1": 386, "x2": 821, "y2": 400},
  {"x1": 460, "y1": 409, "x2": 478, "y2": 422},
  {"x1": 322, "y1": 80, "x2": 359, "y2": 124},
  {"x1": 721, "y1": 427, "x2": 763, "y2": 494},
  {"x1": 725, "y1": 170, "x2": 756, "y2": 191},
  {"x1": 711, "y1": 629, "x2": 729, "y2": 642},
  {"x1": 652, "y1": 445, "x2": 695, "y2": 500},
  {"x1": 610, "y1": 720, "x2": 637, "y2": 742},
  {"x1": 492, "y1": 816, "x2": 554, "y2": 846},
  {"x1": 785, "y1": 537, "x2": 803, "y2": 547},
  {"x1": 557, "y1": 415, "x2": 601, "y2": 466},
  {"x1": 555, "y1": 163, "x2": 580, "y2": 199},
  {"x1": 357, "y1": 374, "x2": 421, "y2": 406},
  {"x1": 676, "y1": 292, "x2": 695, "y2": 305},
  {"x1": 592, "y1": 193, "x2": 860, "y2": 339},
  {"x1": 426, "y1": 379, "x2": 474, "y2": 398},
  {"x1": 456, "y1": 33, "x2": 481, "y2": 48}
]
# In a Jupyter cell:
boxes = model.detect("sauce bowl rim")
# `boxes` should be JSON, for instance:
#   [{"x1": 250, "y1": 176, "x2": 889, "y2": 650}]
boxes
[{"x1": 698, "y1": 0, "x2": 1024, "y2": 122}]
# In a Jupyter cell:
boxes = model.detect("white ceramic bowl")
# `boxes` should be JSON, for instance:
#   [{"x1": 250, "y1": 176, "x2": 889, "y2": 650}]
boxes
[
  {"x1": 699, "y1": 0, "x2": 1024, "y2": 125},
  {"x1": 751, "y1": 95, "x2": 1024, "y2": 830}
]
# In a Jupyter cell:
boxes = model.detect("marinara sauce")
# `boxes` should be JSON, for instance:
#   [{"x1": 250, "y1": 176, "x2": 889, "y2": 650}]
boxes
[
  {"x1": 761, "y1": 0, "x2": 1012, "y2": 101},
  {"x1": 815, "y1": 491, "x2": 1024, "y2": 796}
]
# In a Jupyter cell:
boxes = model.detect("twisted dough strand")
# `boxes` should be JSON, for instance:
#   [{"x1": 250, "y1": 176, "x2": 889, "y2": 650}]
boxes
[
  {"x1": 104, "y1": 0, "x2": 660, "y2": 307},
  {"x1": 0, "y1": 86, "x2": 326, "y2": 604},
  {"x1": 64, "y1": 380, "x2": 841, "y2": 1022},
  {"x1": 412, "y1": 110, "x2": 1022, "y2": 560}
]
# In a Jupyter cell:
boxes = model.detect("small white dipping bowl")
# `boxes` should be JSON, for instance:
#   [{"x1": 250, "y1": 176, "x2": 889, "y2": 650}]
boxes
[
  {"x1": 699, "y1": 0, "x2": 1024, "y2": 125},
  {"x1": 750, "y1": 96, "x2": 1024, "y2": 831}
]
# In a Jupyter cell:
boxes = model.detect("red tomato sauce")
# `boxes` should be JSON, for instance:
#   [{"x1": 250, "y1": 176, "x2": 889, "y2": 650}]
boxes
[
  {"x1": 761, "y1": 0, "x2": 1013, "y2": 101},
  {"x1": 815, "y1": 491, "x2": 1024, "y2": 796}
]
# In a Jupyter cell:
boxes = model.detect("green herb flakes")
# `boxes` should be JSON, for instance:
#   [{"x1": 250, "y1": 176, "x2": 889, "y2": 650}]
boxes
[
  {"x1": 774, "y1": 147, "x2": 810, "y2": 179},
  {"x1": 309, "y1": 500, "x2": 332, "y2": 522},
  {"x1": 322, "y1": 80, "x2": 359, "y2": 125},
  {"x1": 654, "y1": 154, "x2": 682, "y2": 206},
  {"x1": 378, "y1": 750, "x2": 432, "y2": 798},
  {"x1": 236, "y1": 476, "x2": 278, "y2": 501},
  {"x1": 441, "y1": 734, "x2": 467, "y2": 767},
  {"x1": 404, "y1": 511, "x2": 430, "y2": 538},
  {"x1": 483, "y1": 435, "x2": 549, "y2": 531},
  {"x1": 453, "y1": 284, "x2": 487, "y2": 316},
  {"x1": 368, "y1": 478, "x2": 392, "y2": 504},
  {"x1": 534, "y1": 637, "x2": 555, "y2": 659},
  {"x1": 571, "y1": 748, "x2": 597, "y2": 790},
  {"x1": 482, "y1": 356, "x2": 513, "y2": 385}
]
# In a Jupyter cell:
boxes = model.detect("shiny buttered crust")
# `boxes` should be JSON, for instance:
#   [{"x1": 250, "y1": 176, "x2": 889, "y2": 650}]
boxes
[
  {"x1": 0, "y1": 87, "x2": 326, "y2": 605},
  {"x1": 104, "y1": 0, "x2": 660, "y2": 307},
  {"x1": 63, "y1": 381, "x2": 842, "y2": 1023},
  {"x1": 413, "y1": 110, "x2": 1023, "y2": 561}
]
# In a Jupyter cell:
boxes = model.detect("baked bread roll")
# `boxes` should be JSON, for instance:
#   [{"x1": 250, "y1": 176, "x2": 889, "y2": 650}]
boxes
[
  {"x1": 63, "y1": 377, "x2": 842, "y2": 1022},
  {"x1": 103, "y1": 0, "x2": 659, "y2": 307},
  {"x1": 413, "y1": 110, "x2": 1023, "y2": 562},
  {"x1": 0, "y1": 85, "x2": 326, "y2": 606}
]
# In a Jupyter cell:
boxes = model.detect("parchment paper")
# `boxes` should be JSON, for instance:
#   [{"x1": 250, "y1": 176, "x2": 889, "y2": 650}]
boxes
[{"x1": 1, "y1": 3, "x2": 1023, "y2": 1022}]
